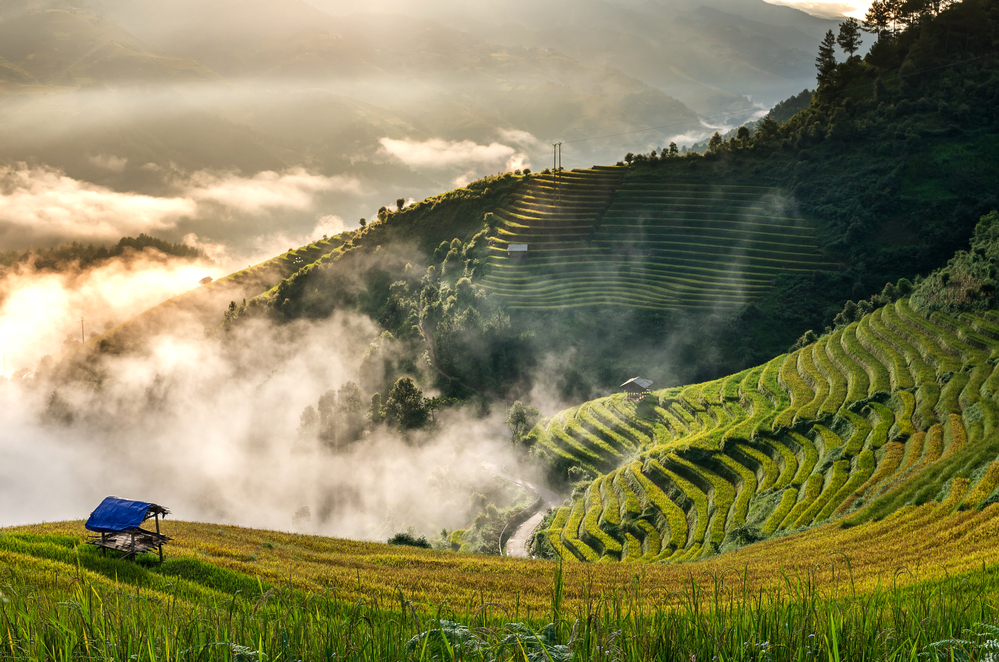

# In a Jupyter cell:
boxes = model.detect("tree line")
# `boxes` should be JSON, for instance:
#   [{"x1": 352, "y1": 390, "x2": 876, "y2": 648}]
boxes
[{"x1": 0, "y1": 234, "x2": 206, "y2": 272}]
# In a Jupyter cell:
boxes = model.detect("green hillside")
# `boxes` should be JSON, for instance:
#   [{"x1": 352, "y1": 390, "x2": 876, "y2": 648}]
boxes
[
  {"x1": 75, "y1": 0, "x2": 999, "y2": 398},
  {"x1": 485, "y1": 167, "x2": 837, "y2": 310},
  {"x1": 536, "y1": 290, "x2": 999, "y2": 561}
]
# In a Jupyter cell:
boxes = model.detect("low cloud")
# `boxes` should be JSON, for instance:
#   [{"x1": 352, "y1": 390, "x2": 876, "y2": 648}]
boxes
[
  {"x1": 184, "y1": 215, "x2": 351, "y2": 272},
  {"x1": 186, "y1": 169, "x2": 362, "y2": 215},
  {"x1": 182, "y1": 233, "x2": 232, "y2": 265},
  {"x1": 87, "y1": 154, "x2": 129, "y2": 173},
  {"x1": 0, "y1": 254, "x2": 218, "y2": 374},
  {"x1": 0, "y1": 310, "x2": 519, "y2": 541},
  {"x1": 0, "y1": 165, "x2": 362, "y2": 248},
  {"x1": 379, "y1": 137, "x2": 530, "y2": 172},
  {"x1": 497, "y1": 128, "x2": 544, "y2": 149},
  {"x1": 313, "y1": 214, "x2": 347, "y2": 238},
  {"x1": 764, "y1": 0, "x2": 866, "y2": 18},
  {"x1": 0, "y1": 164, "x2": 196, "y2": 246}
]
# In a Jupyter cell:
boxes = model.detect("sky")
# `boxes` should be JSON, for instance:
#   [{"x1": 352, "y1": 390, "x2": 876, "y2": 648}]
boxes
[{"x1": 768, "y1": 0, "x2": 870, "y2": 18}]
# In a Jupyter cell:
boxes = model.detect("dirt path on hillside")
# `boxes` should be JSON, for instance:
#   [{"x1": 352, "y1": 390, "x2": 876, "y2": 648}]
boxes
[{"x1": 483, "y1": 463, "x2": 562, "y2": 558}]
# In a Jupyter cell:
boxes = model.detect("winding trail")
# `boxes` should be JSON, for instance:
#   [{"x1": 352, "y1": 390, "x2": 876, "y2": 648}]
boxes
[{"x1": 483, "y1": 463, "x2": 562, "y2": 558}]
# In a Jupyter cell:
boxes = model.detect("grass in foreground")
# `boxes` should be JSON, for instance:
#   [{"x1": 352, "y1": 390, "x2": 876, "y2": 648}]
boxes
[{"x1": 4, "y1": 512, "x2": 999, "y2": 660}]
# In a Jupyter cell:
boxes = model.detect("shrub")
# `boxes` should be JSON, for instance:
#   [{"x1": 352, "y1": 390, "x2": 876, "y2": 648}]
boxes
[{"x1": 388, "y1": 532, "x2": 431, "y2": 548}]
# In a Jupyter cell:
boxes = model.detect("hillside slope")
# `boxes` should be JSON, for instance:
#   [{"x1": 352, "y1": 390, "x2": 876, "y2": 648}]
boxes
[
  {"x1": 4, "y1": 510, "x2": 999, "y2": 659},
  {"x1": 537, "y1": 291, "x2": 999, "y2": 561},
  {"x1": 485, "y1": 166, "x2": 838, "y2": 310},
  {"x1": 64, "y1": 0, "x2": 999, "y2": 399}
]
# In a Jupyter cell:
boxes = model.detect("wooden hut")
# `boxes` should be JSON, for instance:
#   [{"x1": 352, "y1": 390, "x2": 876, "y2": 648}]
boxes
[
  {"x1": 620, "y1": 377, "x2": 653, "y2": 401},
  {"x1": 85, "y1": 496, "x2": 171, "y2": 562}
]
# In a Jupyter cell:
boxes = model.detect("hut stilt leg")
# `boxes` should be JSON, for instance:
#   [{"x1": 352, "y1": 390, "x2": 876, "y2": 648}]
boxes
[{"x1": 156, "y1": 513, "x2": 164, "y2": 563}]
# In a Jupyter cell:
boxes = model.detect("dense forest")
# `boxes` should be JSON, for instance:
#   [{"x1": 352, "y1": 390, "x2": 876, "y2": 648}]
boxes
[{"x1": 620, "y1": 0, "x2": 999, "y2": 368}]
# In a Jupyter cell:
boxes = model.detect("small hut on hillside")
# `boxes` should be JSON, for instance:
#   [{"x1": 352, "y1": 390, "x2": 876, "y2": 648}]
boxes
[
  {"x1": 620, "y1": 377, "x2": 653, "y2": 401},
  {"x1": 507, "y1": 243, "x2": 528, "y2": 260},
  {"x1": 85, "y1": 496, "x2": 171, "y2": 562}
]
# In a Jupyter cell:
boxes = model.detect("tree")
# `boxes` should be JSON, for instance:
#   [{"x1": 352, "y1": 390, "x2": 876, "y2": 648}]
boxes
[
  {"x1": 755, "y1": 117, "x2": 780, "y2": 140},
  {"x1": 790, "y1": 329, "x2": 818, "y2": 351},
  {"x1": 368, "y1": 392, "x2": 384, "y2": 425},
  {"x1": 708, "y1": 132, "x2": 723, "y2": 152},
  {"x1": 736, "y1": 126, "x2": 751, "y2": 144},
  {"x1": 833, "y1": 300, "x2": 859, "y2": 327},
  {"x1": 424, "y1": 396, "x2": 457, "y2": 423},
  {"x1": 396, "y1": 198, "x2": 405, "y2": 210},
  {"x1": 668, "y1": 142, "x2": 679, "y2": 157},
  {"x1": 883, "y1": 0, "x2": 903, "y2": 34},
  {"x1": 863, "y1": 0, "x2": 892, "y2": 37},
  {"x1": 317, "y1": 388, "x2": 336, "y2": 441},
  {"x1": 816, "y1": 30, "x2": 838, "y2": 87},
  {"x1": 359, "y1": 217, "x2": 367, "y2": 228},
  {"x1": 298, "y1": 405, "x2": 317, "y2": 435},
  {"x1": 505, "y1": 401, "x2": 540, "y2": 444},
  {"x1": 837, "y1": 17, "x2": 863, "y2": 57},
  {"x1": 335, "y1": 381, "x2": 366, "y2": 446},
  {"x1": 384, "y1": 377, "x2": 428, "y2": 430},
  {"x1": 624, "y1": 152, "x2": 635, "y2": 165}
]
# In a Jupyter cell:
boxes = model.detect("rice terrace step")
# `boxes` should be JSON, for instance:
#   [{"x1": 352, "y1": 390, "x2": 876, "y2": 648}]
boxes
[
  {"x1": 484, "y1": 168, "x2": 840, "y2": 310},
  {"x1": 534, "y1": 299, "x2": 999, "y2": 562}
]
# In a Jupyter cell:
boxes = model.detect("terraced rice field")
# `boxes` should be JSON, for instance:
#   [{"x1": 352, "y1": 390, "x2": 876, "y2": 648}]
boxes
[
  {"x1": 483, "y1": 168, "x2": 839, "y2": 309},
  {"x1": 534, "y1": 299, "x2": 999, "y2": 561}
]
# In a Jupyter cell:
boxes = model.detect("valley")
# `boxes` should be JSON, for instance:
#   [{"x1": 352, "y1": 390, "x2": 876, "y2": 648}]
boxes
[{"x1": 2, "y1": 0, "x2": 999, "y2": 659}]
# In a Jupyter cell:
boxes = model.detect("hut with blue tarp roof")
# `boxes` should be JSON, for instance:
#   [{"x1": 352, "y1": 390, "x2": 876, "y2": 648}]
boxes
[{"x1": 85, "y1": 496, "x2": 171, "y2": 562}]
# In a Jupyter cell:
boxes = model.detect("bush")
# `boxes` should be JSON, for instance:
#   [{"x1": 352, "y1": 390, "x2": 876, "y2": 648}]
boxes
[{"x1": 387, "y1": 532, "x2": 431, "y2": 548}]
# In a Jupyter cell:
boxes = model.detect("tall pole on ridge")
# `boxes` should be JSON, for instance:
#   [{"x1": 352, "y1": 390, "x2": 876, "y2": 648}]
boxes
[
  {"x1": 551, "y1": 143, "x2": 557, "y2": 206},
  {"x1": 551, "y1": 142, "x2": 563, "y2": 205}
]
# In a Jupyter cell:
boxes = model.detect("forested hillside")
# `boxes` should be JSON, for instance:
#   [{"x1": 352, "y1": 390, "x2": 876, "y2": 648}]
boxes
[{"x1": 187, "y1": 0, "x2": 999, "y2": 412}]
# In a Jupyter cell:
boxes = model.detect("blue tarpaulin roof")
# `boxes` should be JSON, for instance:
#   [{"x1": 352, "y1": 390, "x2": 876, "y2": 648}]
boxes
[{"x1": 85, "y1": 497, "x2": 154, "y2": 533}]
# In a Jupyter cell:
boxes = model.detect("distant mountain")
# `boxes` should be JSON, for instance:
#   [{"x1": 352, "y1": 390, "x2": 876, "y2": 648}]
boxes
[
  {"x1": 0, "y1": 7, "x2": 220, "y2": 85},
  {"x1": 0, "y1": 0, "x2": 703, "y2": 251},
  {"x1": 303, "y1": 0, "x2": 847, "y2": 114}
]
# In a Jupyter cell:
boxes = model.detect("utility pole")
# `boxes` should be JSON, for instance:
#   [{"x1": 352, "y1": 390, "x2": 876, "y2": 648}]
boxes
[
  {"x1": 556, "y1": 142, "x2": 561, "y2": 204},
  {"x1": 551, "y1": 142, "x2": 563, "y2": 205},
  {"x1": 551, "y1": 143, "x2": 557, "y2": 206},
  {"x1": 80, "y1": 317, "x2": 85, "y2": 344}
]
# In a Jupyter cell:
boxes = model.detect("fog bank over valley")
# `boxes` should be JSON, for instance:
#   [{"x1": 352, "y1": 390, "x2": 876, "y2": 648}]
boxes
[{"x1": 0, "y1": 308, "x2": 522, "y2": 539}]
